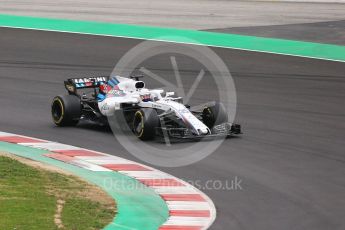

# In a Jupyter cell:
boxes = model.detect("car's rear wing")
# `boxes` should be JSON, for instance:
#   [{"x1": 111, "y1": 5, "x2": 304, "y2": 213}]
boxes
[{"x1": 64, "y1": 76, "x2": 109, "y2": 94}]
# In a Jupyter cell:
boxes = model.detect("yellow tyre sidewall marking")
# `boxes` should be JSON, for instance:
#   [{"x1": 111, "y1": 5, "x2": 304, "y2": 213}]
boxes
[
  {"x1": 134, "y1": 111, "x2": 144, "y2": 137},
  {"x1": 203, "y1": 107, "x2": 212, "y2": 117},
  {"x1": 52, "y1": 97, "x2": 64, "y2": 124}
]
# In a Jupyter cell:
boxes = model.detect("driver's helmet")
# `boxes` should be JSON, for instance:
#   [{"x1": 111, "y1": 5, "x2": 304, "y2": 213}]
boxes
[{"x1": 140, "y1": 93, "x2": 152, "y2": 102}]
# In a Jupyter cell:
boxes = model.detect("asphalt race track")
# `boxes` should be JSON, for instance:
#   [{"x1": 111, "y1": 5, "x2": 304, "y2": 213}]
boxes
[
  {"x1": 206, "y1": 20, "x2": 345, "y2": 46},
  {"x1": 1, "y1": 27, "x2": 345, "y2": 230}
]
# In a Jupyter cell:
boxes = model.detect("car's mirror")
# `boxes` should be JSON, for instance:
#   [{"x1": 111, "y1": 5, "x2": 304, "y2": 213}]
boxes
[{"x1": 166, "y1": 92, "x2": 175, "y2": 97}]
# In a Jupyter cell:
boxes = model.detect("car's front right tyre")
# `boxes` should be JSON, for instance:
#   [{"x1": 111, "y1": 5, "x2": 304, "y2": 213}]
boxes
[{"x1": 133, "y1": 108, "x2": 159, "y2": 140}]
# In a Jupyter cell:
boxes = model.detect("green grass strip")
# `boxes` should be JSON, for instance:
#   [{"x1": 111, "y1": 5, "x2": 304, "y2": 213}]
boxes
[
  {"x1": 0, "y1": 14, "x2": 345, "y2": 62},
  {"x1": 0, "y1": 142, "x2": 168, "y2": 230},
  {"x1": 0, "y1": 156, "x2": 115, "y2": 230}
]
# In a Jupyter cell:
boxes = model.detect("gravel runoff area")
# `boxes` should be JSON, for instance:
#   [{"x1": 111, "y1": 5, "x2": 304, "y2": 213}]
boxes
[{"x1": 0, "y1": 0, "x2": 345, "y2": 30}]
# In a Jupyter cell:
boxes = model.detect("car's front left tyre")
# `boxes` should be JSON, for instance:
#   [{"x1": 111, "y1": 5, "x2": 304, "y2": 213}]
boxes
[
  {"x1": 51, "y1": 95, "x2": 81, "y2": 126},
  {"x1": 202, "y1": 102, "x2": 228, "y2": 129}
]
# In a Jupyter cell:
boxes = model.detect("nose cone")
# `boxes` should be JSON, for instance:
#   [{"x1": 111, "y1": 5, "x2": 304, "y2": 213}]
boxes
[{"x1": 198, "y1": 128, "x2": 209, "y2": 135}]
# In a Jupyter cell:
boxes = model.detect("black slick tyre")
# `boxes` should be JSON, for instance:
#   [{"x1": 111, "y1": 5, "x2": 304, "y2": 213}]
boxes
[
  {"x1": 133, "y1": 108, "x2": 159, "y2": 140},
  {"x1": 51, "y1": 95, "x2": 81, "y2": 126},
  {"x1": 202, "y1": 102, "x2": 228, "y2": 129}
]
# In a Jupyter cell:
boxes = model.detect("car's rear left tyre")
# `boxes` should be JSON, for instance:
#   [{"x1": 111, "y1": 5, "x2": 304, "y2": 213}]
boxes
[
  {"x1": 51, "y1": 95, "x2": 81, "y2": 126},
  {"x1": 202, "y1": 102, "x2": 228, "y2": 129},
  {"x1": 133, "y1": 108, "x2": 159, "y2": 140}
]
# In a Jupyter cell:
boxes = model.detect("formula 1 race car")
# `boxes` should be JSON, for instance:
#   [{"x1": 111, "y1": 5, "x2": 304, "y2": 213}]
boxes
[{"x1": 51, "y1": 75, "x2": 241, "y2": 140}]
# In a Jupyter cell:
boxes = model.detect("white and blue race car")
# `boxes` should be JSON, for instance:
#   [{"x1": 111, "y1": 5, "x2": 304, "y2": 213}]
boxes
[{"x1": 51, "y1": 76, "x2": 241, "y2": 140}]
